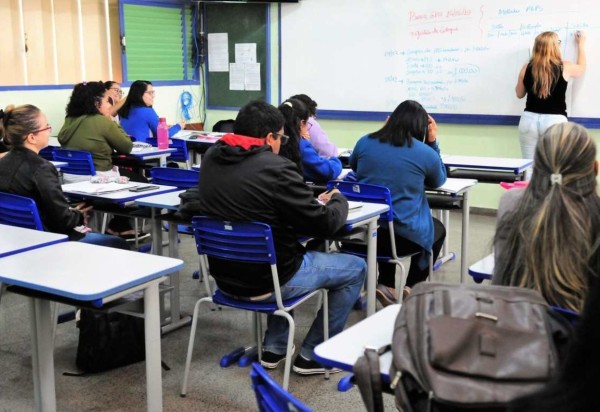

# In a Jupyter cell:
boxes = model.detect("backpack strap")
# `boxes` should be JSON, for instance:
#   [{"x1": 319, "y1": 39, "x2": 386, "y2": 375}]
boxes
[{"x1": 353, "y1": 345, "x2": 390, "y2": 412}]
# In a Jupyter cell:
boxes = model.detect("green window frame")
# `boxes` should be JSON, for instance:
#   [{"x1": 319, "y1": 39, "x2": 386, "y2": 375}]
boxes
[{"x1": 120, "y1": 0, "x2": 197, "y2": 84}]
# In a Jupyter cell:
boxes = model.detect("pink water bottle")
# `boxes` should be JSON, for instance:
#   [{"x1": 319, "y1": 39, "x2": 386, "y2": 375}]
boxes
[{"x1": 157, "y1": 117, "x2": 169, "y2": 149}]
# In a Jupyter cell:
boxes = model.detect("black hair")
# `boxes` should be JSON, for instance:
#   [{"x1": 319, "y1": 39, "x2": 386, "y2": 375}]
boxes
[
  {"x1": 290, "y1": 94, "x2": 317, "y2": 117},
  {"x1": 370, "y1": 100, "x2": 429, "y2": 147},
  {"x1": 65, "y1": 82, "x2": 106, "y2": 117},
  {"x1": 233, "y1": 100, "x2": 284, "y2": 139},
  {"x1": 277, "y1": 98, "x2": 309, "y2": 172},
  {"x1": 103, "y1": 80, "x2": 118, "y2": 89},
  {"x1": 118, "y1": 80, "x2": 152, "y2": 119}
]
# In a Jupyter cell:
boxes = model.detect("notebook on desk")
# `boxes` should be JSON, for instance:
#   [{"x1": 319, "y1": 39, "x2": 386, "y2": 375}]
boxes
[{"x1": 348, "y1": 201, "x2": 363, "y2": 211}]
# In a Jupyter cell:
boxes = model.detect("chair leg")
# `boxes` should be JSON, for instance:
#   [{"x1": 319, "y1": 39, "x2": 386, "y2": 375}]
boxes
[
  {"x1": 322, "y1": 290, "x2": 330, "y2": 380},
  {"x1": 180, "y1": 297, "x2": 212, "y2": 397},
  {"x1": 274, "y1": 310, "x2": 295, "y2": 391},
  {"x1": 395, "y1": 263, "x2": 406, "y2": 304},
  {"x1": 254, "y1": 312, "x2": 263, "y2": 360}
]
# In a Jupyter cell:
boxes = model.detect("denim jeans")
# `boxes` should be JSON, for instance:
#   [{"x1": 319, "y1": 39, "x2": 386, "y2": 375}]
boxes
[
  {"x1": 262, "y1": 251, "x2": 367, "y2": 360},
  {"x1": 518, "y1": 111, "x2": 567, "y2": 160},
  {"x1": 78, "y1": 232, "x2": 131, "y2": 250}
]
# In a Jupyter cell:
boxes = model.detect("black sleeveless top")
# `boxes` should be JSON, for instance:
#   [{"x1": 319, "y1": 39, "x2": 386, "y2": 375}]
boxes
[{"x1": 524, "y1": 63, "x2": 568, "y2": 117}]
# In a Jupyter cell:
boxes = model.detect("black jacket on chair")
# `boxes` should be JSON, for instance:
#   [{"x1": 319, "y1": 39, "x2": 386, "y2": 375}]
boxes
[{"x1": 0, "y1": 146, "x2": 83, "y2": 237}]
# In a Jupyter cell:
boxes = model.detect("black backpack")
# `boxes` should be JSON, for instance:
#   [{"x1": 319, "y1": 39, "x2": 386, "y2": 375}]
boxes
[
  {"x1": 354, "y1": 282, "x2": 573, "y2": 412},
  {"x1": 75, "y1": 310, "x2": 146, "y2": 373}
]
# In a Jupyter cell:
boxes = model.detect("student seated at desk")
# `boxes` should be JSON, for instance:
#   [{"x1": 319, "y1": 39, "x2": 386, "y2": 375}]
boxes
[
  {"x1": 58, "y1": 82, "x2": 148, "y2": 241},
  {"x1": 347, "y1": 100, "x2": 447, "y2": 304},
  {"x1": 118, "y1": 80, "x2": 185, "y2": 143},
  {"x1": 0, "y1": 104, "x2": 129, "y2": 249},
  {"x1": 278, "y1": 98, "x2": 342, "y2": 185},
  {"x1": 104, "y1": 80, "x2": 126, "y2": 121},
  {"x1": 493, "y1": 122, "x2": 600, "y2": 313},
  {"x1": 290, "y1": 94, "x2": 338, "y2": 157},
  {"x1": 182, "y1": 100, "x2": 366, "y2": 375}
]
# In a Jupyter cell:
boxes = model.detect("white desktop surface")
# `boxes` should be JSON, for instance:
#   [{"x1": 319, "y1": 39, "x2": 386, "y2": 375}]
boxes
[
  {"x1": 443, "y1": 155, "x2": 533, "y2": 172},
  {"x1": 49, "y1": 161, "x2": 67, "y2": 169},
  {"x1": 172, "y1": 130, "x2": 224, "y2": 143},
  {"x1": 130, "y1": 147, "x2": 176, "y2": 156},
  {"x1": 0, "y1": 224, "x2": 68, "y2": 258},
  {"x1": 469, "y1": 253, "x2": 495, "y2": 278},
  {"x1": 314, "y1": 304, "x2": 400, "y2": 380},
  {"x1": 345, "y1": 202, "x2": 388, "y2": 227},
  {"x1": 134, "y1": 190, "x2": 185, "y2": 211},
  {"x1": 62, "y1": 181, "x2": 178, "y2": 202},
  {"x1": 0, "y1": 242, "x2": 184, "y2": 301}
]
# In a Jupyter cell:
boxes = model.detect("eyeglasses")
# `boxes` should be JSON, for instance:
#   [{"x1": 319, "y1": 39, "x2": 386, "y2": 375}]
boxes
[
  {"x1": 32, "y1": 125, "x2": 52, "y2": 134},
  {"x1": 144, "y1": 91, "x2": 156, "y2": 96},
  {"x1": 110, "y1": 88, "x2": 123, "y2": 96},
  {"x1": 557, "y1": 39, "x2": 562, "y2": 44},
  {"x1": 302, "y1": 119, "x2": 312, "y2": 130},
  {"x1": 274, "y1": 133, "x2": 289, "y2": 145}
]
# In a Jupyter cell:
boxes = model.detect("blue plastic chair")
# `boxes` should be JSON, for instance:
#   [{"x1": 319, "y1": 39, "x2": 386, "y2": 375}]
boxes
[
  {"x1": 149, "y1": 167, "x2": 199, "y2": 189},
  {"x1": 0, "y1": 192, "x2": 44, "y2": 230},
  {"x1": 52, "y1": 148, "x2": 96, "y2": 176},
  {"x1": 250, "y1": 363, "x2": 312, "y2": 412},
  {"x1": 180, "y1": 217, "x2": 329, "y2": 394},
  {"x1": 39, "y1": 146, "x2": 56, "y2": 161},
  {"x1": 147, "y1": 137, "x2": 190, "y2": 168},
  {"x1": 326, "y1": 181, "x2": 417, "y2": 303}
]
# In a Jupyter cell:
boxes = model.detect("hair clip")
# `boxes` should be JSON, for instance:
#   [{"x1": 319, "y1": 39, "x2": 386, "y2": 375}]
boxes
[
  {"x1": 82, "y1": 81, "x2": 88, "y2": 86},
  {"x1": 550, "y1": 173, "x2": 562, "y2": 185},
  {"x1": 283, "y1": 101, "x2": 293, "y2": 108}
]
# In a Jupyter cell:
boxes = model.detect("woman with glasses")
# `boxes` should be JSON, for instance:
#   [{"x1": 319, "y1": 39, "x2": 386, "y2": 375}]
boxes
[
  {"x1": 278, "y1": 98, "x2": 342, "y2": 184},
  {"x1": 118, "y1": 80, "x2": 186, "y2": 143},
  {"x1": 347, "y1": 100, "x2": 447, "y2": 304},
  {"x1": 516, "y1": 31, "x2": 586, "y2": 163},
  {"x1": 104, "y1": 80, "x2": 125, "y2": 120},
  {"x1": 0, "y1": 104, "x2": 129, "y2": 249}
]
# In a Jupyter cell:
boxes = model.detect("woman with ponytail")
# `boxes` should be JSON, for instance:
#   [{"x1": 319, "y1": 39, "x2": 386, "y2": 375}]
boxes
[
  {"x1": 278, "y1": 98, "x2": 342, "y2": 184},
  {"x1": 493, "y1": 122, "x2": 600, "y2": 312}
]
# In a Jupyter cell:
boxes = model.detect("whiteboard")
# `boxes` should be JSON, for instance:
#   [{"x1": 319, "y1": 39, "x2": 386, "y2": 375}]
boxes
[{"x1": 280, "y1": 0, "x2": 600, "y2": 126}]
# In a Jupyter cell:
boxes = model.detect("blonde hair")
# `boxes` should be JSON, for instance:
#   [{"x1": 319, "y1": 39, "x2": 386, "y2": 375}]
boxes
[
  {"x1": 530, "y1": 31, "x2": 563, "y2": 99},
  {"x1": 495, "y1": 122, "x2": 600, "y2": 312},
  {"x1": 0, "y1": 104, "x2": 42, "y2": 147}
]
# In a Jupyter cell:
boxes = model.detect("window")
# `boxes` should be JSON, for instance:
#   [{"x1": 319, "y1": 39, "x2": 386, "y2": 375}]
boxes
[
  {"x1": 120, "y1": 1, "x2": 197, "y2": 83},
  {"x1": 0, "y1": 0, "x2": 197, "y2": 88}
]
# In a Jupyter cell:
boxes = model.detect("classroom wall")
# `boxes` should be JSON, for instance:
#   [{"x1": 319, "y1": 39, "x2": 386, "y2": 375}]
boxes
[
  {"x1": 202, "y1": 4, "x2": 600, "y2": 211},
  {"x1": 2, "y1": 3, "x2": 599, "y2": 211}
]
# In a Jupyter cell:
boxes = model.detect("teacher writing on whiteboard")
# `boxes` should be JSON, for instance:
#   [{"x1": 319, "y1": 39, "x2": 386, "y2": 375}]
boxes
[{"x1": 516, "y1": 31, "x2": 586, "y2": 162}]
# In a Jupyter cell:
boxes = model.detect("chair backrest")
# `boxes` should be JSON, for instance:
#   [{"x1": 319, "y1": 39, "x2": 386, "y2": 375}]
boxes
[
  {"x1": 551, "y1": 305, "x2": 580, "y2": 325},
  {"x1": 0, "y1": 192, "x2": 44, "y2": 230},
  {"x1": 326, "y1": 180, "x2": 394, "y2": 222},
  {"x1": 250, "y1": 363, "x2": 312, "y2": 412},
  {"x1": 192, "y1": 216, "x2": 288, "y2": 307},
  {"x1": 52, "y1": 148, "x2": 96, "y2": 176},
  {"x1": 147, "y1": 137, "x2": 189, "y2": 163},
  {"x1": 212, "y1": 119, "x2": 235, "y2": 133},
  {"x1": 150, "y1": 167, "x2": 199, "y2": 189},
  {"x1": 39, "y1": 146, "x2": 56, "y2": 161}
]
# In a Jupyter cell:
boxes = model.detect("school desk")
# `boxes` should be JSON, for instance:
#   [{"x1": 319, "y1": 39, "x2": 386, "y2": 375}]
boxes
[
  {"x1": 0, "y1": 224, "x2": 67, "y2": 258},
  {"x1": 314, "y1": 303, "x2": 400, "y2": 380},
  {"x1": 0, "y1": 241, "x2": 184, "y2": 412}
]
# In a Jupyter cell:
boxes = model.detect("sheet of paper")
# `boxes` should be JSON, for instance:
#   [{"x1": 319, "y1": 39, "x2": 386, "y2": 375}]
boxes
[
  {"x1": 244, "y1": 63, "x2": 261, "y2": 91},
  {"x1": 235, "y1": 43, "x2": 257, "y2": 64},
  {"x1": 208, "y1": 33, "x2": 229, "y2": 72},
  {"x1": 229, "y1": 63, "x2": 245, "y2": 90},
  {"x1": 62, "y1": 181, "x2": 134, "y2": 195}
]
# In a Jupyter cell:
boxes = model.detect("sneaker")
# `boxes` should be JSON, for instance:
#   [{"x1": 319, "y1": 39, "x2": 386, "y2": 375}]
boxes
[
  {"x1": 119, "y1": 230, "x2": 151, "y2": 242},
  {"x1": 292, "y1": 355, "x2": 341, "y2": 375},
  {"x1": 375, "y1": 284, "x2": 398, "y2": 307},
  {"x1": 260, "y1": 346, "x2": 294, "y2": 369}
]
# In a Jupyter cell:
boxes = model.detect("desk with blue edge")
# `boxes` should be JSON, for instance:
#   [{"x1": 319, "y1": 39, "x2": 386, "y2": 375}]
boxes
[{"x1": 0, "y1": 241, "x2": 184, "y2": 412}]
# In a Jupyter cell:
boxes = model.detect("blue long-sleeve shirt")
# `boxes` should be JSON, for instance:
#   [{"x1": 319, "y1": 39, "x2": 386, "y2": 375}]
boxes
[
  {"x1": 300, "y1": 138, "x2": 342, "y2": 184},
  {"x1": 119, "y1": 106, "x2": 181, "y2": 143},
  {"x1": 350, "y1": 135, "x2": 446, "y2": 260}
]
